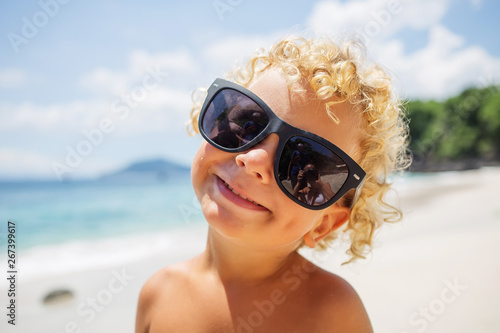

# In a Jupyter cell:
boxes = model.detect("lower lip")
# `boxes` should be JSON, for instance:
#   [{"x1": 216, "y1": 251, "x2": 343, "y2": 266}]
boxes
[{"x1": 216, "y1": 177, "x2": 268, "y2": 212}]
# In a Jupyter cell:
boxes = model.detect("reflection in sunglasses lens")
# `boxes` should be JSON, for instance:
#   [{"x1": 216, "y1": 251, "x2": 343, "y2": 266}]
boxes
[
  {"x1": 202, "y1": 89, "x2": 269, "y2": 149},
  {"x1": 278, "y1": 137, "x2": 349, "y2": 206}
]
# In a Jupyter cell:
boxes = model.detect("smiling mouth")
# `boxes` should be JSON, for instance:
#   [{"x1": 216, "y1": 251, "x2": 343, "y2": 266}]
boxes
[{"x1": 221, "y1": 179, "x2": 263, "y2": 207}]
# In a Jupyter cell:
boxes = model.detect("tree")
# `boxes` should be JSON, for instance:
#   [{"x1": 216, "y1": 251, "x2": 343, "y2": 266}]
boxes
[{"x1": 406, "y1": 85, "x2": 499, "y2": 168}]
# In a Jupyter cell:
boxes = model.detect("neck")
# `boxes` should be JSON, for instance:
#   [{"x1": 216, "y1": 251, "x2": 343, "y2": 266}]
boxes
[{"x1": 201, "y1": 227, "x2": 300, "y2": 286}]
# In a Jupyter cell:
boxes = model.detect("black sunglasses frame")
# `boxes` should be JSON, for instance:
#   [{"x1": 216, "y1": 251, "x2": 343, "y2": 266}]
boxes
[{"x1": 198, "y1": 78, "x2": 366, "y2": 210}]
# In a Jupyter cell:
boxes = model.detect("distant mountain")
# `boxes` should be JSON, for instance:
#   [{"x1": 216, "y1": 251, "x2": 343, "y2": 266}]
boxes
[{"x1": 99, "y1": 158, "x2": 191, "y2": 183}]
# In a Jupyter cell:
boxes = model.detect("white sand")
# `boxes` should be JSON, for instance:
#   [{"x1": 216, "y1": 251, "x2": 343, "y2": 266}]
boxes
[
  {"x1": 313, "y1": 167, "x2": 500, "y2": 333},
  {"x1": 2, "y1": 167, "x2": 499, "y2": 332}
]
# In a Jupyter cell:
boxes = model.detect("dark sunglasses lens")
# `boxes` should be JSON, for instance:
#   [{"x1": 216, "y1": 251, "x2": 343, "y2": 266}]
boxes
[
  {"x1": 278, "y1": 136, "x2": 349, "y2": 206},
  {"x1": 201, "y1": 89, "x2": 269, "y2": 149}
]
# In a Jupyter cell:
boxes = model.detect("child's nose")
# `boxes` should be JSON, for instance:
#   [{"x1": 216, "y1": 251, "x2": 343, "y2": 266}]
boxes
[{"x1": 234, "y1": 134, "x2": 278, "y2": 184}]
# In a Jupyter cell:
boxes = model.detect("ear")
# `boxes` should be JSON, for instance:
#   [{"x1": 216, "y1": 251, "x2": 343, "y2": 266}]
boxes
[{"x1": 303, "y1": 205, "x2": 351, "y2": 248}]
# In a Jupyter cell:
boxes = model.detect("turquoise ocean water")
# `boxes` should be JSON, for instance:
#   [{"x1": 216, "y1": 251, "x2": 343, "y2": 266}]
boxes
[{"x1": 0, "y1": 175, "x2": 205, "y2": 252}]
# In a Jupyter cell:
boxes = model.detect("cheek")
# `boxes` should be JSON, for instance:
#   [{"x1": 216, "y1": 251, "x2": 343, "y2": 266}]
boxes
[
  {"x1": 191, "y1": 142, "x2": 231, "y2": 208},
  {"x1": 191, "y1": 142, "x2": 210, "y2": 200},
  {"x1": 191, "y1": 144, "x2": 204, "y2": 177},
  {"x1": 275, "y1": 204, "x2": 322, "y2": 238}
]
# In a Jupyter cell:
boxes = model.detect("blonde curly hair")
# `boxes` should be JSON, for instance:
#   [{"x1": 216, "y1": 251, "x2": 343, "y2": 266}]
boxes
[{"x1": 187, "y1": 35, "x2": 411, "y2": 262}]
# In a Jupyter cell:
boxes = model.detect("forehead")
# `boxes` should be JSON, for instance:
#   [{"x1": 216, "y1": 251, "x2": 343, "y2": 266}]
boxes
[{"x1": 247, "y1": 69, "x2": 363, "y2": 159}]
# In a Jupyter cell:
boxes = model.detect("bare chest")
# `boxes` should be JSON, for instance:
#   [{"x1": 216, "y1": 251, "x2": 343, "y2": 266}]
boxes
[{"x1": 147, "y1": 280, "x2": 319, "y2": 333}]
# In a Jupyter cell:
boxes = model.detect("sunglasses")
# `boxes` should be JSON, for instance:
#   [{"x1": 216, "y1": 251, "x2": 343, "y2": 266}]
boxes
[{"x1": 198, "y1": 78, "x2": 366, "y2": 210}]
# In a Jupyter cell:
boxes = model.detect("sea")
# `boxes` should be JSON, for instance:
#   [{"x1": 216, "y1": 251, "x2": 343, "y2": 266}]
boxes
[{"x1": 0, "y1": 174, "x2": 207, "y2": 279}]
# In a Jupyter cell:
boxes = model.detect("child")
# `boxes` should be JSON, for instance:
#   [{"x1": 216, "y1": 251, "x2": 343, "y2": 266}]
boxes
[{"x1": 136, "y1": 35, "x2": 409, "y2": 333}]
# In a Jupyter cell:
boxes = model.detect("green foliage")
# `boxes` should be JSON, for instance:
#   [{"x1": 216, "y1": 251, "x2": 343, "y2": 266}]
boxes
[
  {"x1": 406, "y1": 100, "x2": 444, "y2": 154},
  {"x1": 479, "y1": 92, "x2": 500, "y2": 157},
  {"x1": 407, "y1": 85, "x2": 500, "y2": 163}
]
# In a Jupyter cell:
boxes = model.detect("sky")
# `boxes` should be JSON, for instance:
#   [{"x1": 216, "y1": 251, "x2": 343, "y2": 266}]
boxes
[{"x1": 1, "y1": 0, "x2": 499, "y2": 181}]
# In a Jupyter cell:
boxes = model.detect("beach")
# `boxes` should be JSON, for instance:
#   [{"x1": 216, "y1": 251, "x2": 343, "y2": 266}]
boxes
[
  {"x1": 2, "y1": 167, "x2": 500, "y2": 332},
  {"x1": 320, "y1": 167, "x2": 500, "y2": 332}
]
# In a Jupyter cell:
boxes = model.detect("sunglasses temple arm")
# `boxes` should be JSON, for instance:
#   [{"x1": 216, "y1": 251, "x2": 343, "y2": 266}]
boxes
[{"x1": 350, "y1": 177, "x2": 366, "y2": 209}]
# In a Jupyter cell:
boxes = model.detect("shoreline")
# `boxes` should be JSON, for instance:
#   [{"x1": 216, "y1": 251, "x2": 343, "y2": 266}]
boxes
[
  {"x1": 408, "y1": 157, "x2": 500, "y2": 173},
  {"x1": 18, "y1": 224, "x2": 208, "y2": 281}
]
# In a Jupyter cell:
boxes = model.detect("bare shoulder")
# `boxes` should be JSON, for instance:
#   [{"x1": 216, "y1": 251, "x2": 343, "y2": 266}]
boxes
[
  {"x1": 301, "y1": 259, "x2": 373, "y2": 333},
  {"x1": 135, "y1": 260, "x2": 194, "y2": 333}
]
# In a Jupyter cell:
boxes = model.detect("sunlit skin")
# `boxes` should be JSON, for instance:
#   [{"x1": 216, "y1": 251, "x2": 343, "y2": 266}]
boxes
[{"x1": 136, "y1": 70, "x2": 373, "y2": 333}]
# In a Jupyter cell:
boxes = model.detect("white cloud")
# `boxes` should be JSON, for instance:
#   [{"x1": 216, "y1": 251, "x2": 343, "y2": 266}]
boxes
[
  {"x1": 1, "y1": 100, "x2": 103, "y2": 132},
  {"x1": 80, "y1": 49, "x2": 198, "y2": 96},
  {"x1": 305, "y1": 1, "x2": 500, "y2": 100},
  {"x1": 0, "y1": 68, "x2": 28, "y2": 88},
  {"x1": 2, "y1": 100, "x2": 106, "y2": 132},
  {"x1": 395, "y1": 0, "x2": 451, "y2": 30},
  {"x1": 112, "y1": 87, "x2": 192, "y2": 135},
  {"x1": 374, "y1": 25, "x2": 500, "y2": 99},
  {"x1": 0, "y1": 86, "x2": 192, "y2": 134},
  {"x1": 140, "y1": 86, "x2": 191, "y2": 111},
  {"x1": 2, "y1": 48, "x2": 198, "y2": 134},
  {"x1": 129, "y1": 49, "x2": 197, "y2": 77},
  {"x1": 307, "y1": 0, "x2": 451, "y2": 41},
  {"x1": 308, "y1": 0, "x2": 385, "y2": 35},
  {"x1": 203, "y1": 34, "x2": 280, "y2": 71},
  {"x1": 80, "y1": 68, "x2": 129, "y2": 96}
]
